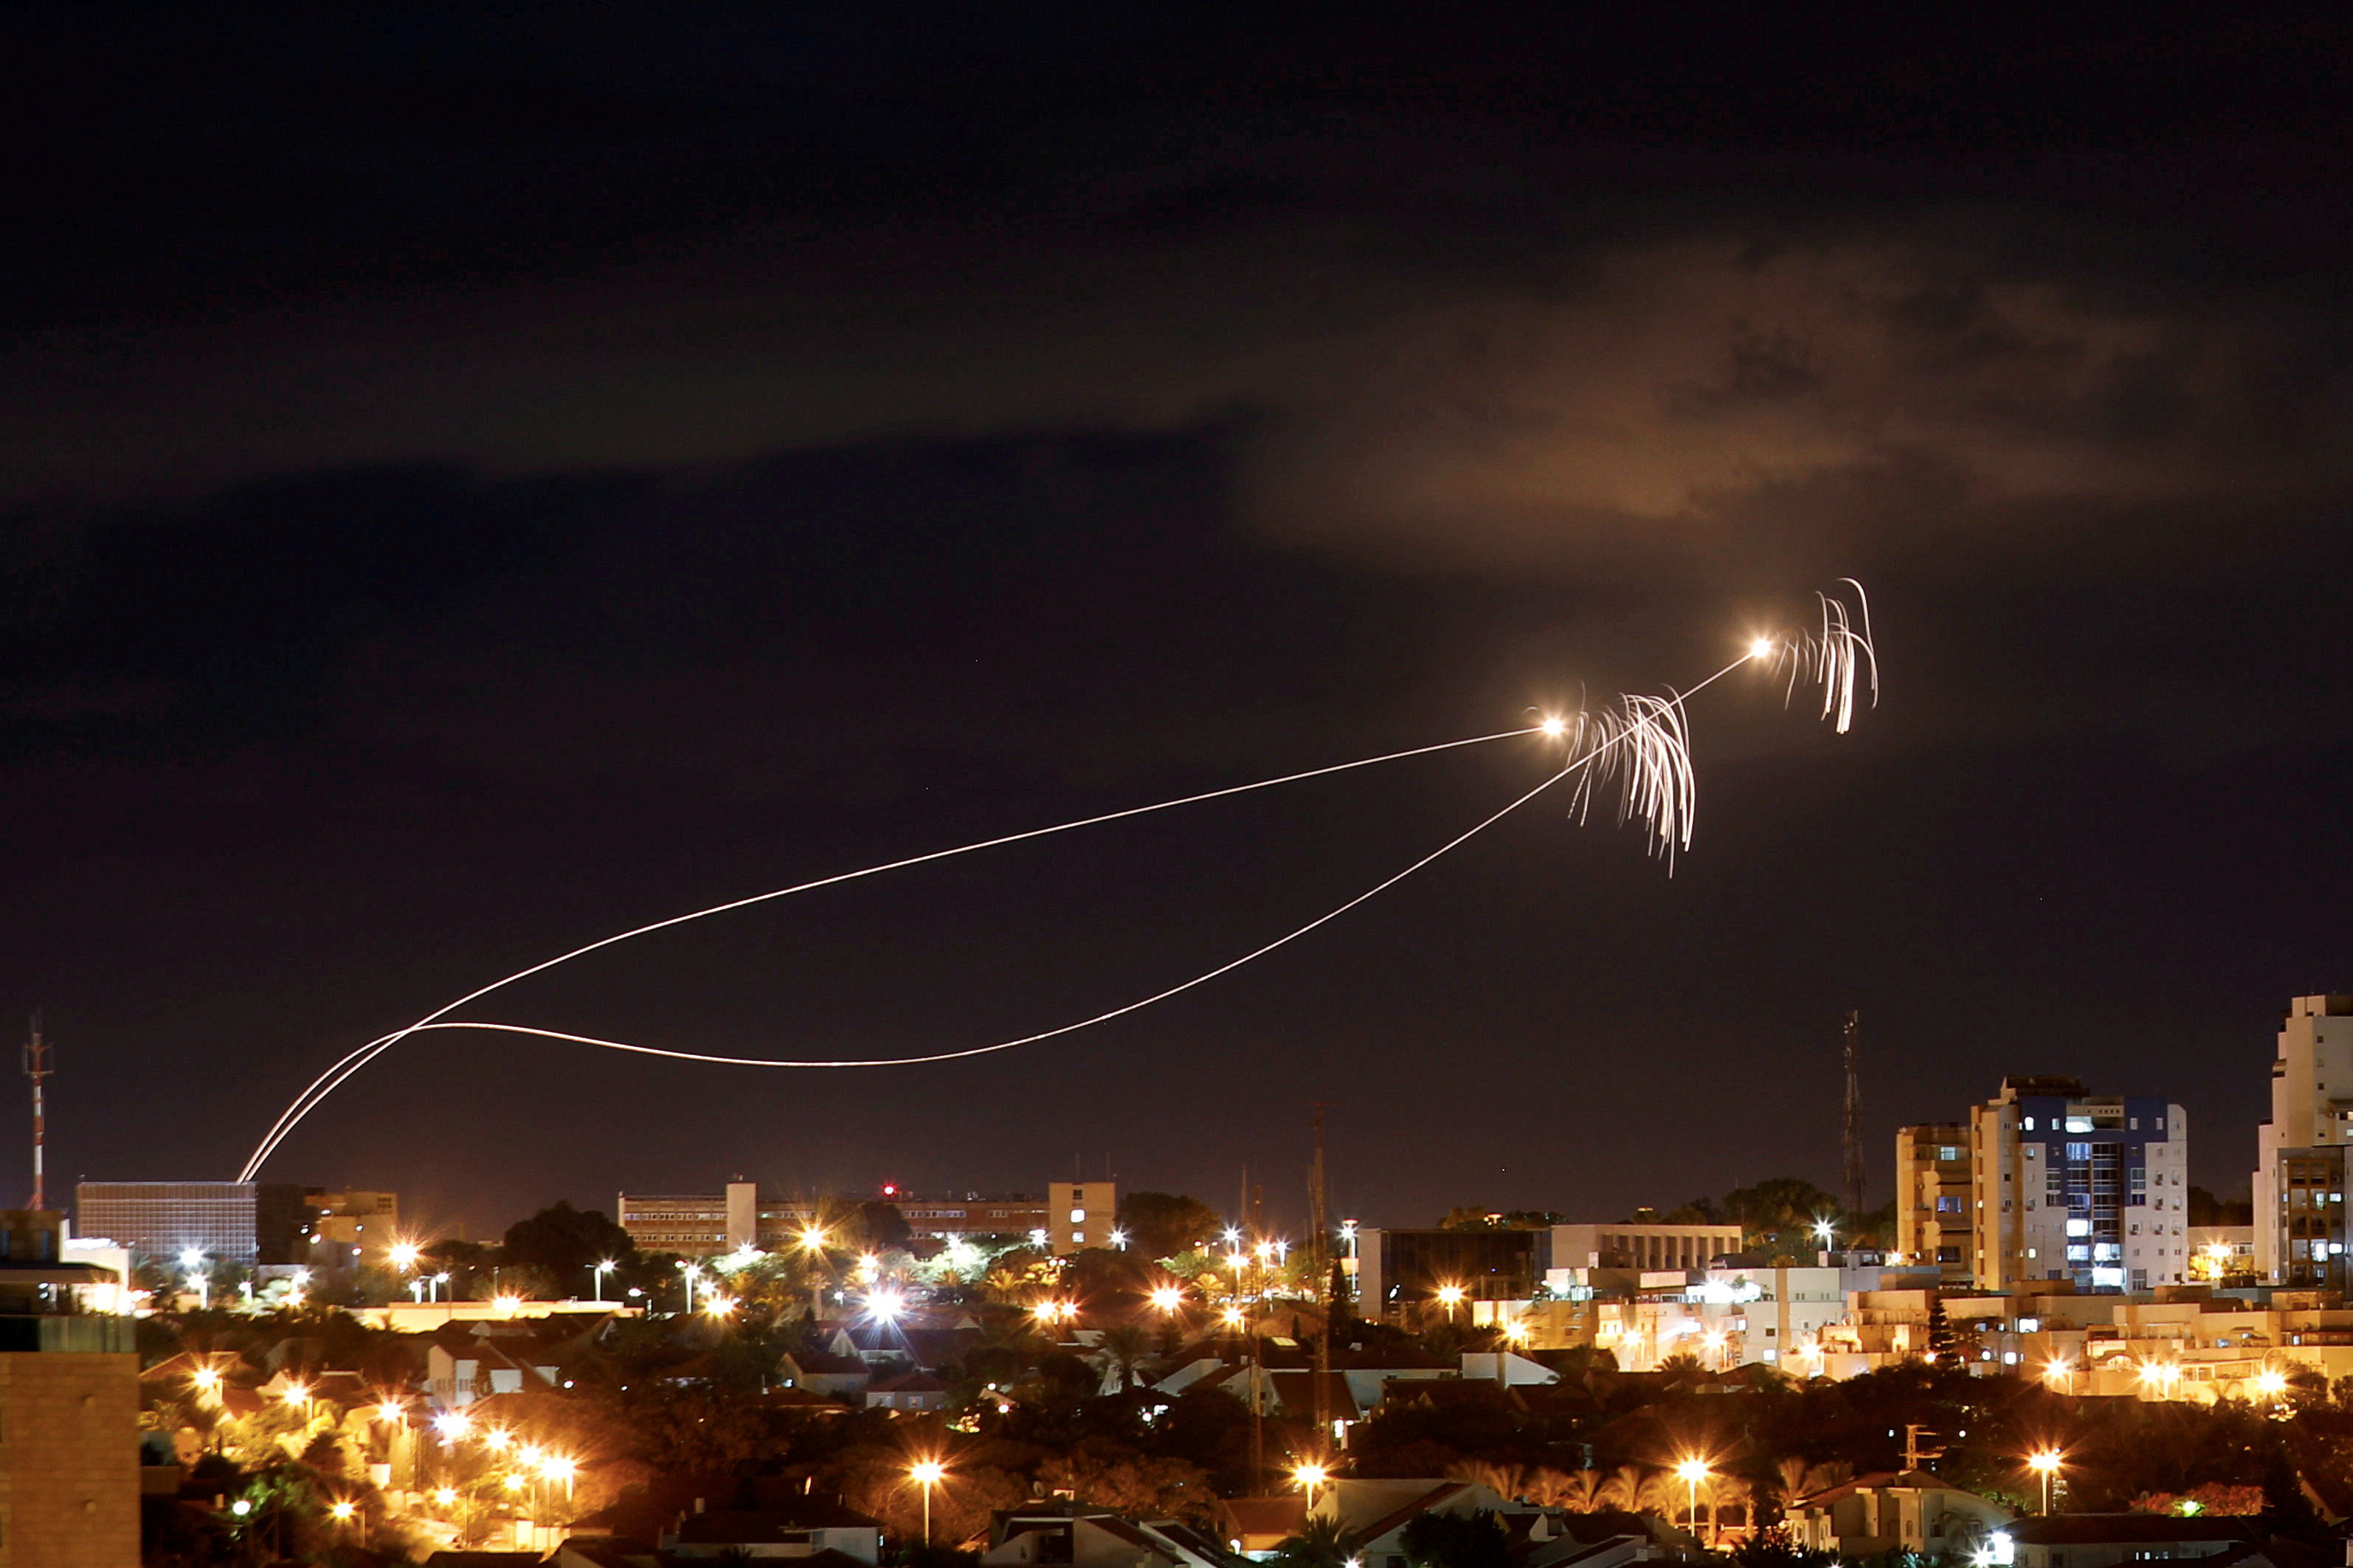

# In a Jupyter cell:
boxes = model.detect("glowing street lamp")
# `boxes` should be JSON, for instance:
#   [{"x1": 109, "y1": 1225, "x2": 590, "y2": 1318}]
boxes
[
  {"x1": 1434, "y1": 1284, "x2": 1465, "y2": 1325},
  {"x1": 1676, "y1": 1458, "x2": 1710, "y2": 1542},
  {"x1": 281, "y1": 1382, "x2": 311, "y2": 1410},
  {"x1": 799, "y1": 1225, "x2": 829, "y2": 1254},
  {"x1": 590, "y1": 1260, "x2": 616, "y2": 1304},
  {"x1": 2027, "y1": 1450, "x2": 2062, "y2": 1515},
  {"x1": 540, "y1": 1454, "x2": 576, "y2": 1499},
  {"x1": 911, "y1": 1459, "x2": 946, "y2": 1543},
  {"x1": 2256, "y1": 1368, "x2": 2289, "y2": 1402},
  {"x1": 2042, "y1": 1358, "x2": 2073, "y2": 1391},
  {"x1": 1150, "y1": 1286, "x2": 1184, "y2": 1313},
  {"x1": 390, "y1": 1242, "x2": 421, "y2": 1274},
  {"x1": 1812, "y1": 1218, "x2": 1837, "y2": 1251},
  {"x1": 190, "y1": 1365, "x2": 224, "y2": 1401},
  {"x1": 866, "y1": 1288, "x2": 905, "y2": 1325},
  {"x1": 434, "y1": 1487, "x2": 457, "y2": 1509},
  {"x1": 433, "y1": 1411, "x2": 473, "y2": 1443},
  {"x1": 678, "y1": 1260, "x2": 701, "y2": 1315},
  {"x1": 1293, "y1": 1461, "x2": 1329, "y2": 1509},
  {"x1": 704, "y1": 1294, "x2": 736, "y2": 1320},
  {"x1": 1221, "y1": 1305, "x2": 1245, "y2": 1330}
]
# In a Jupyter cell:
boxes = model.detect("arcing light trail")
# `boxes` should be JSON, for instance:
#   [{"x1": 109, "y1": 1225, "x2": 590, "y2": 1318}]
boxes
[{"x1": 236, "y1": 584, "x2": 1876, "y2": 1179}]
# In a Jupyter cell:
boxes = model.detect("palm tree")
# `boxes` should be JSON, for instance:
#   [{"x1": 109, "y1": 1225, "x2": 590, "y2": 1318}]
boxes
[
  {"x1": 1271, "y1": 1516, "x2": 1350, "y2": 1568},
  {"x1": 1553, "y1": 1471, "x2": 1605, "y2": 1513},
  {"x1": 1093, "y1": 1323, "x2": 1155, "y2": 1391}
]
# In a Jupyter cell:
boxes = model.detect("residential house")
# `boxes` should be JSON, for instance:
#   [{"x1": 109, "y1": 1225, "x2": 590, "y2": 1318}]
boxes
[
  {"x1": 1995, "y1": 1514, "x2": 2262, "y2": 1568},
  {"x1": 980, "y1": 1502, "x2": 1237, "y2": 1568},
  {"x1": 662, "y1": 1502, "x2": 884, "y2": 1563},
  {"x1": 1787, "y1": 1471, "x2": 2011, "y2": 1560}
]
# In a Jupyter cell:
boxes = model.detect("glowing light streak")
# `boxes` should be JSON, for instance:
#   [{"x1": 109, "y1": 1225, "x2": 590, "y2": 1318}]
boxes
[
  {"x1": 238, "y1": 722, "x2": 1552, "y2": 1178},
  {"x1": 238, "y1": 585, "x2": 1876, "y2": 1173}
]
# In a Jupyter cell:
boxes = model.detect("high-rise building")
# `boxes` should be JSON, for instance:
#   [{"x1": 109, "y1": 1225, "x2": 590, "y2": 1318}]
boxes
[
  {"x1": 1969, "y1": 1077, "x2": 2190, "y2": 1293},
  {"x1": 2251, "y1": 995, "x2": 2353, "y2": 1284},
  {"x1": 75, "y1": 1181, "x2": 262, "y2": 1264},
  {"x1": 1895, "y1": 1124, "x2": 1974, "y2": 1285}
]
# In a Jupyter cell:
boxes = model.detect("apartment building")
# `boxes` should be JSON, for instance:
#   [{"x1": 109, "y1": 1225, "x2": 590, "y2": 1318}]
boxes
[
  {"x1": 1970, "y1": 1077, "x2": 2190, "y2": 1293},
  {"x1": 618, "y1": 1180, "x2": 1118, "y2": 1257},
  {"x1": 1895, "y1": 1124, "x2": 1975, "y2": 1285},
  {"x1": 2252, "y1": 995, "x2": 2353, "y2": 1284}
]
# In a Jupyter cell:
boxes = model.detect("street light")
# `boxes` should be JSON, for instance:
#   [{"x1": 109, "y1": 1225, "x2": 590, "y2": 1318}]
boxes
[
  {"x1": 911, "y1": 1459, "x2": 945, "y2": 1544},
  {"x1": 590, "y1": 1260, "x2": 615, "y2": 1304},
  {"x1": 1812, "y1": 1218, "x2": 1837, "y2": 1251},
  {"x1": 1676, "y1": 1458, "x2": 1710, "y2": 1544},
  {"x1": 1293, "y1": 1462, "x2": 1329, "y2": 1509},
  {"x1": 2028, "y1": 1450, "x2": 2062, "y2": 1515},
  {"x1": 2042, "y1": 1357, "x2": 2073, "y2": 1391},
  {"x1": 679, "y1": 1260, "x2": 700, "y2": 1315},
  {"x1": 1150, "y1": 1286, "x2": 1184, "y2": 1313},
  {"x1": 1435, "y1": 1284, "x2": 1465, "y2": 1325}
]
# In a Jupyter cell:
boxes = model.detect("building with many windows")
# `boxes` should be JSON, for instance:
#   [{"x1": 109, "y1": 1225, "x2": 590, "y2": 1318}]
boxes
[
  {"x1": 75, "y1": 1181, "x2": 270, "y2": 1264},
  {"x1": 2252, "y1": 995, "x2": 2353, "y2": 1284},
  {"x1": 1895, "y1": 1124, "x2": 1975, "y2": 1285},
  {"x1": 618, "y1": 1181, "x2": 1119, "y2": 1258},
  {"x1": 1969, "y1": 1077, "x2": 2191, "y2": 1293}
]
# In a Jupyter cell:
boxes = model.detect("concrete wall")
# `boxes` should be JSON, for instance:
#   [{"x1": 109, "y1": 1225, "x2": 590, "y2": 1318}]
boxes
[{"x1": 0, "y1": 1350, "x2": 140, "y2": 1568}]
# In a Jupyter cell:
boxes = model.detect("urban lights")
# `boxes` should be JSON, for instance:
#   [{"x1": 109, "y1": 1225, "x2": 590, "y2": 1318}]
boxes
[
  {"x1": 590, "y1": 1260, "x2": 616, "y2": 1303},
  {"x1": 1293, "y1": 1462, "x2": 1329, "y2": 1508},
  {"x1": 1676, "y1": 1458, "x2": 1711, "y2": 1543},
  {"x1": 910, "y1": 1459, "x2": 946, "y2": 1543},
  {"x1": 2027, "y1": 1450, "x2": 2063, "y2": 1515},
  {"x1": 1150, "y1": 1286, "x2": 1184, "y2": 1313}
]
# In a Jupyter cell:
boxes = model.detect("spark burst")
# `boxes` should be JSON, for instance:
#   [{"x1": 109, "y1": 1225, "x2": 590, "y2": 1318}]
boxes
[{"x1": 236, "y1": 581, "x2": 1879, "y2": 1177}]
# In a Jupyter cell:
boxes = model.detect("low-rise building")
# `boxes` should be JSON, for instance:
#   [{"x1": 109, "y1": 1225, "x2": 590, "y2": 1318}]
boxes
[
  {"x1": 1994, "y1": 1513, "x2": 2260, "y2": 1568},
  {"x1": 663, "y1": 1502, "x2": 882, "y2": 1563},
  {"x1": 1788, "y1": 1470, "x2": 2008, "y2": 1559},
  {"x1": 0, "y1": 1211, "x2": 140, "y2": 1567}
]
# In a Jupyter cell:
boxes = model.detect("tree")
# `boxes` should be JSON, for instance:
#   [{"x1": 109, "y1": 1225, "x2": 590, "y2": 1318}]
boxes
[
  {"x1": 1399, "y1": 1510, "x2": 1508, "y2": 1568},
  {"x1": 500, "y1": 1201, "x2": 638, "y2": 1291},
  {"x1": 1117, "y1": 1193, "x2": 1223, "y2": 1260},
  {"x1": 1271, "y1": 1516, "x2": 1351, "y2": 1568}
]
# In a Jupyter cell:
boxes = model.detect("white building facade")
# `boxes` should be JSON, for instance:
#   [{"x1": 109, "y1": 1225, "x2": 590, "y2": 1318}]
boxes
[
  {"x1": 1971, "y1": 1077, "x2": 2190, "y2": 1293},
  {"x1": 2253, "y1": 995, "x2": 2353, "y2": 1284}
]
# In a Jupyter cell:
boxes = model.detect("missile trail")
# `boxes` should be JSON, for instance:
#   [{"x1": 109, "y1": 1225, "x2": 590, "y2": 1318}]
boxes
[{"x1": 238, "y1": 582, "x2": 1876, "y2": 1177}]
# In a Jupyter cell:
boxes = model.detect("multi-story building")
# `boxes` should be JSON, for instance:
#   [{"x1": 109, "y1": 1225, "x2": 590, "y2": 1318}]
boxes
[
  {"x1": 1969, "y1": 1077, "x2": 2191, "y2": 1293},
  {"x1": 2252, "y1": 995, "x2": 2353, "y2": 1283},
  {"x1": 1896, "y1": 1124, "x2": 1975, "y2": 1285},
  {"x1": 2268, "y1": 1150, "x2": 2346, "y2": 1291},
  {"x1": 75, "y1": 1181, "x2": 265, "y2": 1264},
  {"x1": 618, "y1": 1181, "x2": 1118, "y2": 1258},
  {"x1": 1549, "y1": 1221, "x2": 1745, "y2": 1274},
  {"x1": 300, "y1": 1187, "x2": 401, "y2": 1266},
  {"x1": 0, "y1": 1209, "x2": 140, "y2": 1564}
]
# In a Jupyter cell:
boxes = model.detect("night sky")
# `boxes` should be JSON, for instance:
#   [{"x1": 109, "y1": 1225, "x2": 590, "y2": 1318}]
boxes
[{"x1": 5, "y1": 10, "x2": 2349, "y2": 1240}]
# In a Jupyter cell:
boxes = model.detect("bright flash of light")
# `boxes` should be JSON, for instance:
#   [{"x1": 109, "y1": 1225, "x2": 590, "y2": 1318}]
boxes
[
  {"x1": 331, "y1": 1501, "x2": 355, "y2": 1522},
  {"x1": 911, "y1": 1460, "x2": 946, "y2": 1486},
  {"x1": 865, "y1": 1288, "x2": 905, "y2": 1324},
  {"x1": 2043, "y1": 1359, "x2": 2071, "y2": 1384},
  {"x1": 539, "y1": 1456, "x2": 576, "y2": 1481},
  {"x1": 239, "y1": 582, "x2": 1879, "y2": 1174},
  {"x1": 231, "y1": 1500, "x2": 252, "y2": 1517},
  {"x1": 1150, "y1": 1287, "x2": 1184, "y2": 1312},
  {"x1": 1222, "y1": 1306, "x2": 1245, "y2": 1327},
  {"x1": 503, "y1": 1474, "x2": 526, "y2": 1492},
  {"x1": 1676, "y1": 1457, "x2": 1709, "y2": 1483},
  {"x1": 801, "y1": 1226, "x2": 829, "y2": 1251},
  {"x1": 282, "y1": 1383, "x2": 310, "y2": 1407},
  {"x1": 389, "y1": 1242, "x2": 420, "y2": 1271},
  {"x1": 484, "y1": 1429, "x2": 513, "y2": 1451},
  {"x1": 493, "y1": 1293, "x2": 522, "y2": 1313},
  {"x1": 517, "y1": 1444, "x2": 545, "y2": 1468},
  {"x1": 191, "y1": 1367, "x2": 223, "y2": 1393},
  {"x1": 1540, "y1": 716, "x2": 1567, "y2": 738},
  {"x1": 1294, "y1": 1462, "x2": 1328, "y2": 1491},
  {"x1": 1701, "y1": 1331, "x2": 1725, "y2": 1350},
  {"x1": 2258, "y1": 1370, "x2": 2288, "y2": 1396},
  {"x1": 2028, "y1": 1451, "x2": 2062, "y2": 1475},
  {"x1": 1435, "y1": 1285, "x2": 1465, "y2": 1306},
  {"x1": 1748, "y1": 637, "x2": 1776, "y2": 661},
  {"x1": 434, "y1": 1488, "x2": 457, "y2": 1507},
  {"x1": 705, "y1": 1295, "x2": 736, "y2": 1318},
  {"x1": 434, "y1": 1412, "x2": 473, "y2": 1440},
  {"x1": 374, "y1": 1400, "x2": 403, "y2": 1423}
]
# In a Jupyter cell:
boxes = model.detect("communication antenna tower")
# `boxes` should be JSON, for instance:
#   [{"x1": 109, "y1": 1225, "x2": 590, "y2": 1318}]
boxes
[
  {"x1": 24, "y1": 1015, "x2": 54, "y2": 1212},
  {"x1": 1842, "y1": 1009, "x2": 1865, "y2": 1221}
]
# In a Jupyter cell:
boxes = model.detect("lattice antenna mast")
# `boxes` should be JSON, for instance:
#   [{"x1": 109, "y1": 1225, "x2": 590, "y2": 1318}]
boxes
[
  {"x1": 24, "y1": 1015, "x2": 54, "y2": 1212},
  {"x1": 1842, "y1": 1010, "x2": 1865, "y2": 1220}
]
